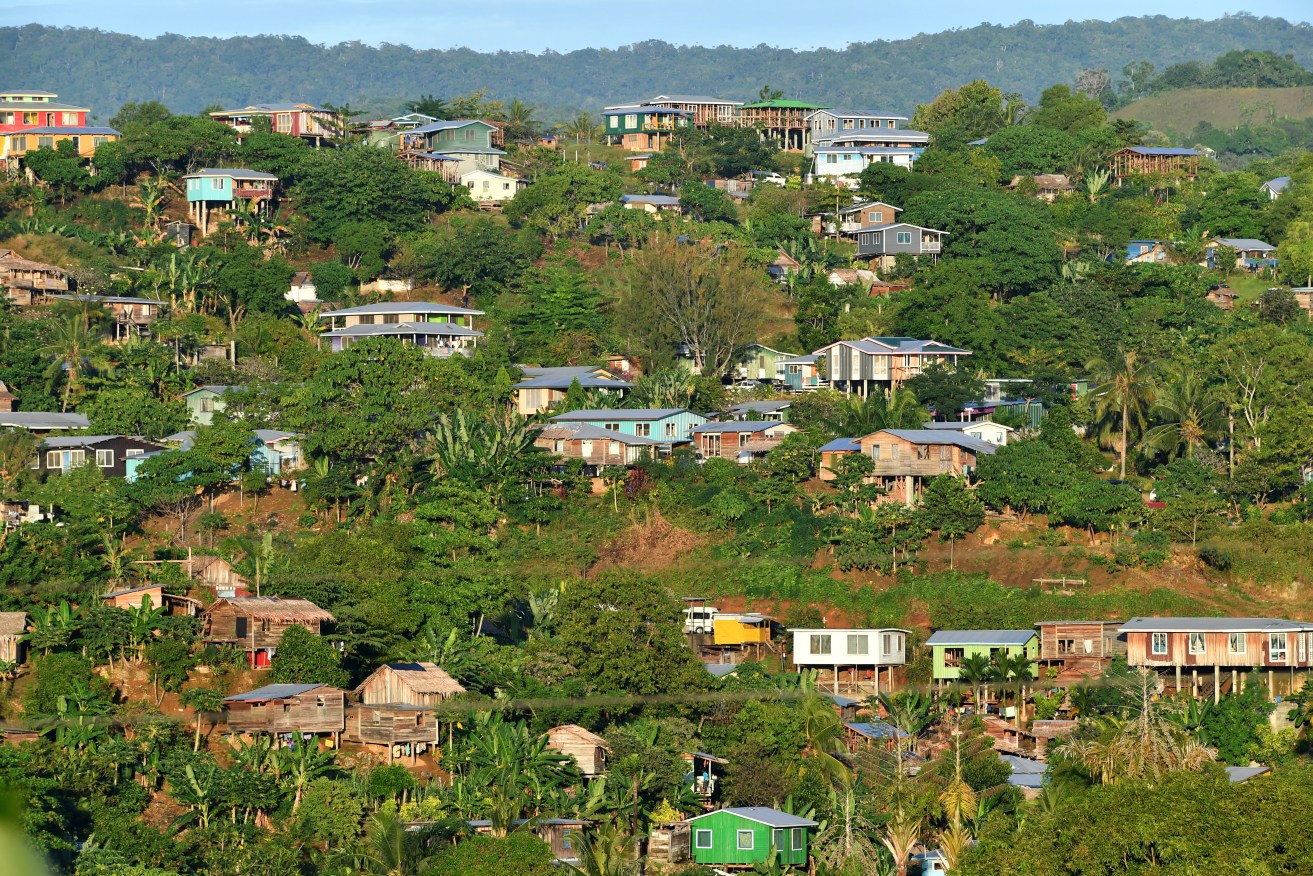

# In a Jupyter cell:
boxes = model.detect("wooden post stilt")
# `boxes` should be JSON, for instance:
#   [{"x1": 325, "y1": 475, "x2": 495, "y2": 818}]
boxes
[{"x1": 1213, "y1": 667, "x2": 1220, "y2": 705}]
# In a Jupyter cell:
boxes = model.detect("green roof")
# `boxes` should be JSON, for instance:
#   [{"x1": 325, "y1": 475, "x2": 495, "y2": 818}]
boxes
[{"x1": 740, "y1": 100, "x2": 829, "y2": 109}]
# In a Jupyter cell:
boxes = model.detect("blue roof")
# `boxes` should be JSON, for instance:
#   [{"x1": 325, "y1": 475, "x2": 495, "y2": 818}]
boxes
[
  {"x1": 819, "y1": 437, "x2": 861, "y2": 453},
  {"x1": 19, "y1": 126, "x2": 119, "y2": 135},
  {"x1": 223, "y1": 683, "x2": 334, "y2": 702},
  {"x1": 689, "y1": 807, "x2": 817, "y2": 828},
  {"x1": 926, "y1": 630, "x2": 1036, "y2": 646},
  {"x1": 622, "y1": 194, "x2": 682, "y2": 206},
  {"x1": 846, "y1": 721, "x2": 908, "y2": 739},
  {"x1": 550, "y1": 408, "x2": 690, "y2": 422},
  {"x1": 1263, "y1": 176, "x2": 1290, "y2": 193}
]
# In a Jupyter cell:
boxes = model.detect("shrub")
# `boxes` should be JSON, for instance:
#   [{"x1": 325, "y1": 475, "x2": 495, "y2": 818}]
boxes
[{"x1": 1198, "y1": 546, "x2": 1233, "y2": 571}]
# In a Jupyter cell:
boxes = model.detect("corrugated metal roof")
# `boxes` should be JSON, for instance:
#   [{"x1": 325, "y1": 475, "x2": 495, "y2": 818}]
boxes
[
  {"x1": 1214, "y1": 238, "x2": 1275, "y2": 252},
  {"x1": 876, "y1": 430, "x2": 998, "y2": 455},
  {"x1": 819, "y1": 437, "x2": 861, "y2": 453},
  {"x1": 621, "y1": 194, "x2": 681, "y2": 206},
  {"x1": 726, "y1": 401, "x2": 792, "y2": 414},
  {"x1": 550, "y1": 408, "x2": 689, "y2": 422},
  {"x1": 1119, "y1": 617, "x2": 1309, "y2": 633},
  {"x1": 537, "y1": 423, "x2": 665, "y2": 445},
  {"x1": 14, "y1": 126, "x2": 118, "y2": 135},
  {"x1": 320, "y1": 302, "x2": 483, "y2": 317},
  {"x1": 183, "y1": 168, "x2": 278, "y2": 181},
  {"x1": 691, "y1": 421, "x2": 782, "y2": 434},
  {"x1": 405, "y1": 119, "x2": 493, "y2": 134},
  {"x1": 690, "y1": 807, "x2": 817, "y2": 828},
  {"x1": 1263, "y1": 176, "x2": 1290, "y2": 192},
  {"x1": 42, "y1": 435, "x2": 156, "y2": 448},
  {"x1": 0, "y1": 612, "x2": 27, "y2": 636},
  {"x1": 920, "y1": 421, "x2": 1013, "y2": 433},
  {"x1": 846, "y1": 721, "x2": 908, "y2": 739},
  {"x1": 925, "y1": 630, "x2": 1036, "y2": 646},
  {"x1": 0, "y1": 412, "x2": 89, "y2": 429},
  {"x1": 1125, "y1": 146, "x2": 1201, "y2": 156},
  {"x1": 223, "y1": 683, "x2": 331, "y2": 702},
  {"x1": 320, "y1": 322, "x2": 483, "y2": 339}
]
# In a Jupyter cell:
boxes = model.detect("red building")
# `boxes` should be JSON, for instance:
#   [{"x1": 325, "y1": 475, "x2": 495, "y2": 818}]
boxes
[
  {"x1": 0, "y1": 90, "x2": 117, "y2": 169},
  {"x1": 209, "y1": 103, "x2": 341, "y2": 144}
]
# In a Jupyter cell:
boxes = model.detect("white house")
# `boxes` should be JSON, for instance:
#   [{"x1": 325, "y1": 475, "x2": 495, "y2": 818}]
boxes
[
  {"x1": 920, "y1": 420, "x2": 1013, "y2": 446},
  {"x1": 285, "y1": 271, "x2": 318, "y2": 304},
  {"x1": 461, "y1": 169, "x2": 523, "y2": 203},
  {"x1": 789, "y1": 627, "x2": 909, "y2": 694},
  {"x1": 812, "y1": 145, "x2": 923, "y2": 180}
]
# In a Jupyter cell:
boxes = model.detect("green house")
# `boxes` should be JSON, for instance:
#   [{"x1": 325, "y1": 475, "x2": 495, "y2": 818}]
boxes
[
  {"x1": 182, "y1": 385, "x2": 244, "y2": 426},
  {"x1": 687, "y1": 807, "x2": 816, "y2": 868},
  {"x1": 926, "y1": 630, "x2": 1039, "y2": 682}
]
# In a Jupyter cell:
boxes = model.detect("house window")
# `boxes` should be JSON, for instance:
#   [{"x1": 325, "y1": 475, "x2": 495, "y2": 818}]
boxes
[
  {"x1": 1188, "y1": 632, "x2": 1205, "y2": 654},
  {"x1": 848, "y1": 634, "x2": 869, "y2": 655},
  {"x1": 275, "y1": 113, "x2": 291, "y2": 133},
  {"x1": 211, "y1": 177, "x2": 224, "y2": 190},
  {"x1": 1151, "y1": 632, "x2": 1168, "y2": 655},
  {"x1": 695, "y1": 830, "x2": 713, "y2": 849},
  {"x1": 604, "y1": 422, "x2": 620, "y2": 432},
  {"x1": 95, "y1": 449, "x2": 114, "y2": 468},
  {"x1": 1270, "y1": 633, "x2": 1288, "y2": 662},
  {"x1": 625, "y1": 114, "x2": 637, "y2": 127},
  {"x1": 562, "y1": 829, "x2": 573, "y2": 850},
  {"x1": 826, "y1": 154, "x2": 837, "y2": 164},
  {"x1": 382, "y1": 314, "x2": 400, "y2": 324},
  {"x1": 896, "y1": 231, "x2": 912, "y2": 244},
  {"x1": 943, "y1": 647, "x2": 964, "y2": 668},
  {"x1": 609, "y1": 441, "x2": 621, "y2": 455},
  {"x1": 738, "y1": 433, "x2": 749, "y2": 447},
  {"x1": 1057, "y1": 638, "x2": 1075, "y2": 654},
  {"x1": 609, "y1": 117, "x2": 619, "y2": 128},
  {"x1": 12, "y1": 136, "x2": 26, "y2": 152},
  {"x1": 61, "y1": 112, "x2": 78, "y2": 125},
  {"x1": 316, "y1": 696, "x2": 326, "y2": 708},
  {"x1": 358, "y1": 315, "x2": 375, "y2": 325},
  {"x1": 45, "y1": 451, "x2": 62, "y2": 469},
  {"x1": 871, "y1": 445, "x2": 880, "y2": 461},
  {"x1": 634, "y1": 423, "x2": 651, "y2": 437},
  {"x1": 890, "y1": 444, "x2": 900, "y2": 460},
  {"x1": 125, "y1": 449, "x2": 144, "y2": 458},
  {"x1": 868, "y1": 211, "x2": 883, "y2": 223},
  {"x1": 809, "y1": 634, "x2": 831, "y2": 655},
  {"x1": 1228, "y1": 633, "x2": 1246, "y2": 655},
  {"x1": 792, "y1": 828, "x2": 804, "y2": 851},
  {"x1": 664, "y1": 423, "x2": 677, "y2": 438},
  {"x1": 38, "y1": 136, "x2": 54, "y2": 149},
  {"x1": 737, "y1": 830, "x2": 754, "y2": 851},
  {"x1": 199, "y1": 397, "x2": 215, "y2": 413},
  {"x1": 465, "y1": 128, "x2": 476, "y2": 142}
]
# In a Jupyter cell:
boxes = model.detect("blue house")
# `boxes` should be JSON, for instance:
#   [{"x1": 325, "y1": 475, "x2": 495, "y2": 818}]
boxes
[
  {"x1": 548, "y1": 409, "x2": 706, "y2": 445},
  {"x1": 180, "y1": 168, "x2": 277, "y2": 235},
  {"x1": 182, "y1": 385, "x2": 245, "y2": 426}
]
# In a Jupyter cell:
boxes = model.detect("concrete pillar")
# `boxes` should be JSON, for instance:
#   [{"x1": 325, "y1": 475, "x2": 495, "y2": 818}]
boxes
[
  {"x1": 833, "y1": 665, "x2": 838, "y2": 695},
  {"x1": 1231, "y1": 669, "x2": 1237, "y2": 695},
  {"x1": 1192, "y1": 669, "x2": 1198, "y2": 698},
  {"x1": 874, "y1": 665, "x2": 880, "y2": 697},
  {"x1": 1269, "y1": 670, "x2": 1275, "y2": 699}
]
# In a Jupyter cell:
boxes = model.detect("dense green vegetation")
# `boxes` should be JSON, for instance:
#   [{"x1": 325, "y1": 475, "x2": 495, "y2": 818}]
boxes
[{"x1": 4, "y1": 36, "x2": 1313, "y2": 875}]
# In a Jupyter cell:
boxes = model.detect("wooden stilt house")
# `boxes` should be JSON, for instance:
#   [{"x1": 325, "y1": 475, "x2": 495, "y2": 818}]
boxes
[
  {"x1": 0, "y1": 612, "x2": 26, "y2": 664},
  {"x1": 203, "y1": 597, "x2": 334, "y2": 668},
  {"x1": 222, "y1": 683, "x2": 347, "y2": 739},
  {"x1": 346, "y1": 662, "x2": 466, "y2": 762}
]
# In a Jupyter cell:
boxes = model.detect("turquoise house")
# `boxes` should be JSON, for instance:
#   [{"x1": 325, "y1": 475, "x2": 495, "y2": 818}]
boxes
[
  {"x1": 548, "y1": 409, "x2": 706, "y2": 445},
  {"x1": 181, "y1": 169, "x2": 277, "y2": 235},
  {"x1": 687, "y1": 807, "x2": 816, "y2": 868}
]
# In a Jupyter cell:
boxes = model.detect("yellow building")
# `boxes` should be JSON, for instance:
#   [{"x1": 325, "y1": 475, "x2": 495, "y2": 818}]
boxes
[
  {"x1": 712, "y1": 613, "x2": 773, "y2": 646},
  {"x1": 0, "y1": 90, "x2": 119, "y2": 169}
]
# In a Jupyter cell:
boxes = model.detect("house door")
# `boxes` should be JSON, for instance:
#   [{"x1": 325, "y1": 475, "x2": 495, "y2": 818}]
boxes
[{"x1": 235, "y1": 617, "x2": 248, "y2": 640}]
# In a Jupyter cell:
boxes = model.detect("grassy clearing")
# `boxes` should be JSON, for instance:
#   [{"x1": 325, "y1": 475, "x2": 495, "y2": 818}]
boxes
[{"x1": 1114, "y1": 86, "x2": 1313, "y2": 137}]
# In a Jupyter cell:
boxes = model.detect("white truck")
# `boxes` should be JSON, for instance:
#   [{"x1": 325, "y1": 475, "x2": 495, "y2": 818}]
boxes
[{"x1": 683, "y1": 604, "x2": 720, "y2": 635}]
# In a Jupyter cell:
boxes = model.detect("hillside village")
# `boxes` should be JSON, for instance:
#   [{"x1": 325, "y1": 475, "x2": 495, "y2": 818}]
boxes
[{"x1": 3, "y1": 45, "x2": 1313, "y2": 876}]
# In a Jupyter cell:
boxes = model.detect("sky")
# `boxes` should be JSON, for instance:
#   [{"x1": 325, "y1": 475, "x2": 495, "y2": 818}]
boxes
[{"x1": 1, "y1": 1, "x2": 1309, "y2": 53}]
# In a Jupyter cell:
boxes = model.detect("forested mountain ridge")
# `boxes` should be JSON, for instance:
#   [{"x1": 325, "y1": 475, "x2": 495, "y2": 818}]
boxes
[{"x1": 3, "y1": 15, "x2": 1313, "y2": 120}]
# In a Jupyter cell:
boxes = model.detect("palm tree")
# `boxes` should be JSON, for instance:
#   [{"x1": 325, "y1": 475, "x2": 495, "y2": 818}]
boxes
[
  {"x1": 179, "y1": 687, "x2": 226, "y2": 752},
  {"x1": 880, "y1": 812, "x2": 921, "y2": 876},
  {"x1": 958, "y1": 653, "x2": 993, "y2": 708},
  {"x1": 812, "y1": 786, "x2": 882, "y2": 875},
  {"x1": 1087, "y1": 348, "x2": 1157, "y2": 479},
  {"x1": 937, "y1": 721, "x2": 980, "y2": 871},
  {"x1": 506, "y1": 99, "x2": 539, "y2": 143},
  {"x1": 40, "y1": 311, "x2": 111, "y2": 410},
  {"x1": 822, "y1": 387, "x2": 927, "y2": 438},
  {"x1": 993, "y1": 652, "x2": 1035, "y2": 729},
  {"x1": 562, "y1": 112, "x2": 603, "y2": 144},
  {"x1": 1056, "y1": 670, "x2": 1216, "y2": 785},
  {"x1": 800, "y1": 695, "x2": 852, "y2": 788},
  {"x1": 565, "y1": 823, "x2": 637, "y2": 876},
  {"x1": 1140, "y1": 367, "x2": 1223, "y2": 461},
  {"x1": 339, "y1": 811, "x2": 433, "y2": 876}
]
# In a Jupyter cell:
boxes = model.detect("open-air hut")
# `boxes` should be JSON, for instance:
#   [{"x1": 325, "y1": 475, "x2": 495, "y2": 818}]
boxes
[
  {"x1": 203, "y1": 597, "x2": 335, "y2": 668},
  {"x1": 545, "y1": 724, "x2": 610, "y2": 777},
  {"x1": 222, "y1": 683, "x2": 347, "y2": 740},
  {"x1": 0, "y1": 612, "x2": 26, "y2": 664}
]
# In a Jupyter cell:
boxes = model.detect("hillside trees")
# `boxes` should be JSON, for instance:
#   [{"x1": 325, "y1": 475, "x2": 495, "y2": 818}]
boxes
[
  {"x1": 617, "y1": 236, "x2": 767, "y2": 377},
  {"x1": 293, "y1": 147, "x2": 462, "y2": 242},
  {"x1": 912, "y1": 80, "x2": 1012, "y2": 150}
]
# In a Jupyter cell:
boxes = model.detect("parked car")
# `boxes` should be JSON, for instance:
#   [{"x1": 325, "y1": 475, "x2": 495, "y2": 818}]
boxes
[
  {"x1": 684, "y1": 605, "x2": 719, "y2": 634},
  {"x1": 733, "y1": 379, "x2": 762, "y2": 389},
  {"x1": 752, "y1": 171, "x2": 786, "y2": 187}
]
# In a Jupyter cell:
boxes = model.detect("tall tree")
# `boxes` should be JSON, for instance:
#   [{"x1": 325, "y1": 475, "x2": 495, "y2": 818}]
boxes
[{"x1": 1087, "y1": 348, "x2": 1156, "y2": 479}]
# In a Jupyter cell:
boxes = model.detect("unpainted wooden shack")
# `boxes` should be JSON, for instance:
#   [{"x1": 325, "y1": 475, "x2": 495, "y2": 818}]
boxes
[
  {"x1": 203, "y1": 597, "x2": 334, "y2": 667},
  {"x1": 545, "y1": 723, "x2": 610, "y2": 776},
  {"x1": 0, "y1": 612, "x2": 26, "y2": 664},
  {"x1": 222, "y1": 683, "x2": 346, "y2": 736}
]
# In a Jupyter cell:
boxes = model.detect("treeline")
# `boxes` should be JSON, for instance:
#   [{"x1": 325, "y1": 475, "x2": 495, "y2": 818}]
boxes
[{"x1": 1, "y1": 16, "x2": 1312, "y2": 119}]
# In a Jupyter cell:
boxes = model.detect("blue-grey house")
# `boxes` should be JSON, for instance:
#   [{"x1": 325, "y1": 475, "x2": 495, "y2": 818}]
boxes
[
  {"x1": 854, "y1": 223, "x2": 946, "y2": 270},
  {"x1": 182, "y1": 385, "x2": 245, "y2": 426},
  {"x1": 548, "y1": 409, "x2": 706, "y2": 444}
]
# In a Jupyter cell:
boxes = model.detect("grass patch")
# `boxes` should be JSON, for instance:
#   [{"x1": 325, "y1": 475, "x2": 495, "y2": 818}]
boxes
[{"x1": 1114, "y1": 85, "x2": 1313, "y2": 137}]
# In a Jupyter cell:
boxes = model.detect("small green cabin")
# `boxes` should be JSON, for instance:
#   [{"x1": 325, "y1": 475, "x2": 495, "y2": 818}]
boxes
[
  {"x1": 926, "y1": 630, "x2": 1039, "y2": 682},
  {"x1": 687, "y1": 807, "x2": 816, "y2": 868}
]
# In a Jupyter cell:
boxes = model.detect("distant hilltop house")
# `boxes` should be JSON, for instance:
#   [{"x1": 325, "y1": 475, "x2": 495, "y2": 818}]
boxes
[
  {"x1": 209, "y1": 102, "x2": 342, "y2": 144},
  {"x1": 1109, "y1": 146, "x2": 1202, "y2": 185},
  {"x1": 0, "y1": 89, "x2": 119, "y2": 171},
  {"x1": 512, "y1": 365, "x2": 632, "y2": 416},
  {"x1": 814, "y1": 336, "x2": 970, "y2": 397},
  {"x1": 318, "y1": 302, "x2": 485, "y2": 357},
  {"x1": 809, "y1": 112, "x2": 928, "y2": 180},
  {"x1": 737, "y1": 99, "x2": 829, "y2": 152},
  {"x1": 1009, "y1": 173, "x2": 1075, "y2": 202},
  {"x1": 36, "y1": 435, "x2": 166, "y2": 479},
  {"x1": 1206, "y1": 237, "x2": 1278, "y2": 272},
  {"x1": 602, "y1": 104, "x2": 691, "y2": 152},
  {"x1": 392, "y1": 119, "x2": 506, "y2": 177},
  {"x1": 181, "y1": 168, "x2": 278, "y2": 236}
]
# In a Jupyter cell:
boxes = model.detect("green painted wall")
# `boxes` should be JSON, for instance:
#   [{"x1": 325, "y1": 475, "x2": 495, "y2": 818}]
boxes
[
  {"x1": 689, "y1": 810, "x2": 810, "y2": 867},
  {"x1": 932, "y1": 637, "x2": 1038, "y2": 681}
]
